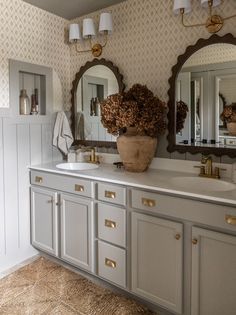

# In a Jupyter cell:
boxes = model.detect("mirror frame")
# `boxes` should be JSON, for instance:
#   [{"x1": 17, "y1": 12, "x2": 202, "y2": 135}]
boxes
[
  {"x1": 71, "y1": 58, "x2": 125, "y2": 148},
  {"x1": 167, "y1": 33, "x2": 236, "y2": 157}
]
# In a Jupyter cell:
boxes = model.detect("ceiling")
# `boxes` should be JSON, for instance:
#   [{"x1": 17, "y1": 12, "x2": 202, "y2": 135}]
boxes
[{"x1": 22, "y1": 0, "x2": 126, "y2": 20}]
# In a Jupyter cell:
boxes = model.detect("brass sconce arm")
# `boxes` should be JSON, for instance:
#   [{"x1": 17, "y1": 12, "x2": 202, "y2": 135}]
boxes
[
  {"x1": 72, "y1": 31, "x2": 109, "y2": 57},
  {"x1": 176, "y1": 1, "x2": 236, "y2": 34}
]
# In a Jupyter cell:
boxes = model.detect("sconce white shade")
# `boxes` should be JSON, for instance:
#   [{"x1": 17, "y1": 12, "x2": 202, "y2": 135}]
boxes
[
  {"x1": 69, "y1": 24, "x2": 81, "y2": 41},
  {"x1": 173, "y1": 0, "x2": 192, "y2": 14},
  {"x1": 99, "y1": 13, "x2": 113, "y2": 33},
  {"x1": 83, "y1": 18, "x2": 96, "y2": 38},
  {"x1": 201, "y1": 0, "x2": 221, "y2": 7}
]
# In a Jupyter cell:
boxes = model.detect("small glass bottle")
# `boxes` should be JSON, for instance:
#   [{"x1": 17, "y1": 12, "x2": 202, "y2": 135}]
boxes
[{"x1": 19, "y1": 89, "x2": 30, "y2": 115}]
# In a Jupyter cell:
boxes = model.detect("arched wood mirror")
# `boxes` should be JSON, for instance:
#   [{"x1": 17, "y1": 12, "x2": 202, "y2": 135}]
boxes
[
  {"x1": 168, "y1": 33, "x2": 236, "y2": 157},
  {"x1": 71, "y1": 58, "x2": 125, "y2": 147}
]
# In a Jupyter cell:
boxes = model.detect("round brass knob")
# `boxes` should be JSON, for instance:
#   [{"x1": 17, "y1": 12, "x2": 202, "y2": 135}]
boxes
[
  {"x1": 175, "y1": 234, "x2": 181, "y2": 240},
  {"x1": 192, "y1": 239, "x2": 198, "y2": 245}
]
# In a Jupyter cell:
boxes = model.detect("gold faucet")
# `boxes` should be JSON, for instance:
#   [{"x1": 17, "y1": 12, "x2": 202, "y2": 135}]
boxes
[
  {"x1": 82, "y1": 147, "x2": 100, "y2": 164},
  {"x1": 196, "y1": 155, "x2": 220, "y2": 179}
]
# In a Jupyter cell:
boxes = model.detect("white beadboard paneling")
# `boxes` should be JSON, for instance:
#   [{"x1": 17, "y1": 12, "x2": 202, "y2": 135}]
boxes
[
  {"x1": 17, "y1": 124, "x2": 31, "y2": 249},
  {"x1": 0, "y1": 115, "x2": 57, "y2": 273},
  {"x1": 3, "y1": 119, "x2": 19, "y2": 253},
  {"x1": 30, "y1": 124, "x2": 42, "y2": 166},
  {"x1": 41, "y1": 123, "x2": 53, "y2": 164},
  {"x1": 0, "y1": 118, "x2": 5, "y2": 256}
]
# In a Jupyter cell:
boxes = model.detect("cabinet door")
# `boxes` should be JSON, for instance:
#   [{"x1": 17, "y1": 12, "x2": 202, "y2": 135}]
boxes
[
  {"x1": 31, "y1": 187, "x2": 58, "y2": 256},
  {"x1": 191, "y1": 227, "x2": 236, "y2": 315},
  {"x1": 131, "y1": 212, "x2": 183, "y2": 314},
  {"x1": 60, "y1": 193, "x2": 92, "y2": 272}
]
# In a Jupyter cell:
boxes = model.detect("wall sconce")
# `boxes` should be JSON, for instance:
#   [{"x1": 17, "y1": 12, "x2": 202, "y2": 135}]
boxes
[
  {"x1": 69, "y1": 13, "x2": 112, "y2": 57},
  {"x1": 173, "y1": 0, "x2": 236, "y2": 33}
]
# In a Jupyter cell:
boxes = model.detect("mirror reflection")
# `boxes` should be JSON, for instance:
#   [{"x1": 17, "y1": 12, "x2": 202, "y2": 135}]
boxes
[
  {"x1": 176, "y1": 43, "x2": 236, "y2": 148},
  {"x1": 75, "y1": 65, "x2": 119, "y2": 142}
]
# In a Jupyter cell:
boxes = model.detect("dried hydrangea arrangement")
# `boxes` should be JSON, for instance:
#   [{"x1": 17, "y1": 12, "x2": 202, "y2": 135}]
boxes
[
  {"x1": 100, "y1": 84, "x2": 167, "y2": 137},
  {"x1": 220, "y1": 104, "x2": 236, "y2": 123}
]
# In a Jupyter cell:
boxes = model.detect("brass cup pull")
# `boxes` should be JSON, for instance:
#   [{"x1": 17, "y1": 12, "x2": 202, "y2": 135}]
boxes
[
  {"x1": 105, "y1": 258, "x2": 117, "y2": 268},
  {"x1": 225, "y1": 215, "x2": 236, "y2": 225},
  {"x1": 175, "y1": 233, "x2": 181, "y2": 240},
  {"x1": 35, "y1": 176, "x2": 43, "y2": 183},
  {"x1": 105, "y1": 191, "x2": 116, "y2": 199},
  {"x1": 75, "y1": 184, "x2": 84, "y2": 192},
  {"x1": 105, "y1": 219, "x2": 117, "y2": 229},
  {"x1": 192, "y1": 239, "x2": 198, "y2": 245},
  {"x1": 142, "y1": 198, "x2": 156, "y2": 208}
]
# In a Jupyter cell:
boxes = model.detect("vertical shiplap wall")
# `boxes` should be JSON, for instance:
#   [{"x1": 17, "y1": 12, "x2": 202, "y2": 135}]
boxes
[{"x1": 0, "y1": 116, "x2": 61, "y2": 273}]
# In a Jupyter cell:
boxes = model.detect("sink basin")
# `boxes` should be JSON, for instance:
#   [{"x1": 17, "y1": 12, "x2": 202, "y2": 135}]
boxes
[
  {"x1": 170, "y1": 176, "x2": 236, "y2": 192},
  {"x1": 56, "y1": 162, "x2": 99, "y2": 171}
]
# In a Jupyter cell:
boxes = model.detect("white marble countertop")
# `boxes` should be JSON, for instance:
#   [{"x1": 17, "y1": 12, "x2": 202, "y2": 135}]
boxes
[{"x1": 29, "y1": 161, "x2": 236, "y2": 206}]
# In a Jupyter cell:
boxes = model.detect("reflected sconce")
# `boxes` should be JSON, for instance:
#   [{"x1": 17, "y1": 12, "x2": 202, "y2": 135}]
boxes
[
  {"x1": 173, "y1": 0, "x2": 236, "y2": 33},
  {"x1": 69, "y1": 13, "x2": 113, "y2": 57}
]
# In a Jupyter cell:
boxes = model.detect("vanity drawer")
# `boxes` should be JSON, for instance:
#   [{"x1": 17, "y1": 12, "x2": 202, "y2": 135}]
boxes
[
  {"x1": 98, "y1": 240, "x2": 126, "y2": 288},
  {"x1": 31, "y1": 171, "x2": 92, "y2": 198},
  {"x1": 131, "y1": 189, "x2": 236, "y2": 233},
  {"x1": 97, "y1": 203, "x2": 126, "y2": 248},
  {"x1": 97, "y1": 183, "x2": 126, "y2": 206}
]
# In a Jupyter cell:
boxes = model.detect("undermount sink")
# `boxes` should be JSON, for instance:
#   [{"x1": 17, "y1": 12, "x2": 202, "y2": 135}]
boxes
[
  {"x1": 170, "y1": 176, "x2": 236, "y2": 192},
  {"x1": 56, "y1": 162, "x2": 99, "y2": 171}
]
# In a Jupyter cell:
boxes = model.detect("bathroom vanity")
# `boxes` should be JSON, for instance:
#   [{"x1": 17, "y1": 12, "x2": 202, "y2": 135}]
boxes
[{"x1": 29, "y1": 162, "x2": 236, "y2": 315}]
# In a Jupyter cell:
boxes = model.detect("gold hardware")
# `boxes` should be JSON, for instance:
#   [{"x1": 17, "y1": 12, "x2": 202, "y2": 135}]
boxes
[
  {"x1": 70, "y1": 31, "x2": 109, "y2": 57},
  {"x1": 142, "y1": 198, "x2": 156, "y2": 208},
  {"x1": 175, "y1": 234, "x2": 181, "y2": 240},
  {"x1": 192, "y1": 239, "x2": 198, "y2": 245},
  {"x1": 89, "y1": 148, "x2": 96, "y2": 163},
  {"x1": 75, "y1": 184, "x2": 84, "y2": 192},
  {"x1": 105, "y1": 258, "x2": 117, "y2": 268},
  {"x1": 105, "y1": 219, "x2": 117, "y2": 229},
  {"x1": 195, "y1": 155, "x2": 223, "y2": 179},
  {"x1": 35, "y1": 176, "x2": 43, "y2": 183},
  {"x1": 178, "y1": 1, "x2": 236, "y2": 34},
  {"x1": 105, "y1": 191, "x2": 116, "y2": 199},
  {"x1": 225, "y1": 215, "x2": 236, "y2": 226}
]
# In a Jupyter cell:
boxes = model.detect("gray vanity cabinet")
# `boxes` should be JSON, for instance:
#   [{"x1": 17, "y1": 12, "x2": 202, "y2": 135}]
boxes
[
  {"x1": 60, "y1": 193, "x2": 93, "y2": 272},
  {"x1": 131, "y1": 212, "x2": 183, "y2": 314},
  {"x1": 31, "y1": 186, "x2": 59, "y2": 256},
  {"x1": 191, "y1": 227, "x2": 236, "y2": 315}
]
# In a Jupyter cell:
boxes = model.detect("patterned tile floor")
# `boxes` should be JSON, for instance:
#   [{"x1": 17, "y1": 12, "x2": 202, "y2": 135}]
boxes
[{"x1": 0, "y1": 257, "x2": 154, "y2": 315}]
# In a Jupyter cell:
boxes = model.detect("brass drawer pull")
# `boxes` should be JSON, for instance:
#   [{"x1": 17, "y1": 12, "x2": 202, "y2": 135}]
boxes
[
  {"x1": 105, "y1": 219, "x2": 117, "y2": 229},
  {"x1": 175, "y1": 233, "x2": 181, "y2": 240},
  {"x1": 35, "y1": 176, "x2": 43, "y2": 183},
  {"x1": 75, "y1": 184, "x2": 84, "y2": 192},
  {"x1": 142, "y1": 198, "x2": 156, "y2": 207},
  {"x1": 105, "y1": 258, "x2": 117, "y2": 268},
  {"x1": 105, "y1": 191, "x2": 116, "y2": 199},
  {"x1": 225, "y1": 215, "x2": 236, "y2": 225},
  {"x1": 192, "y1": 239, "x2": 198, "y2": 245}
]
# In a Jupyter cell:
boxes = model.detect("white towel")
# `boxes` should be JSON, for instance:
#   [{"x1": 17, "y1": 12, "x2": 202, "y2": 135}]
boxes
[{"x1": 53, "y1": 111, "x2": 74, "y2": 155}]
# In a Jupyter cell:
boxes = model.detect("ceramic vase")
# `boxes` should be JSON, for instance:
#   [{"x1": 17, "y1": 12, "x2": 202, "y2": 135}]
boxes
[{"x1": 117, "y1": 128, "x2": 157, "y2": 172}]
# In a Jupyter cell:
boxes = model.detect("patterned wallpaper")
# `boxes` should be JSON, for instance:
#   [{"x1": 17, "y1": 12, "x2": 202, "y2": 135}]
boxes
[
  {"x1": 0, "y1": 0, "x2": 70, "y2": 110},
  {"x1": 69, "y1": 0, "x2": 236, "y2": 103}
]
